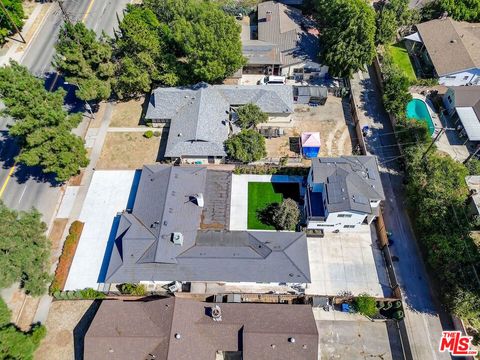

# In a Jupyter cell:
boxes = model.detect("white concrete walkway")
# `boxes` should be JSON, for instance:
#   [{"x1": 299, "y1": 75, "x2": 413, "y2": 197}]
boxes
[{"x1": 64, "y1": 170, "x2": 136, "y2": 291}]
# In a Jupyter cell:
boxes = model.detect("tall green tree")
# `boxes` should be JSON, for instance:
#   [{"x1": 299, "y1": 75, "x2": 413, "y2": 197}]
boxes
[
  {"x1": 272, "y1": 198, "x2": 300, "y2": 230},
  {"x1": 0, "y1": 299, "x2": 46, "y2": 360},
  {"x1": 376, "y1": 0, "x2": 420, "y2": 45},
  {"x1": 437, "y1": 0, "x2": 480, "y2": 22},
  {"x1": 382, "y1": 66, "x2": 412, "y2": 117},
  {"x1": 54, "y1": 22, "x2": 114, "y2": 101},
  {"x1": 225, "y1": 129, "x2": 266, "y2": 163},
  {"x1": 235, "y1": 103, "x2": 268, "y2": 129},
  {"x1": 0, "y1": 202, "x2": 51, "y2": 296},
  {"x1": 312, "y1": 0, "x2": 376, "y2": 77},
  {"x1": 0, "y1": 0, "x2": 24, "y2": 43},
  {"x1": 0, "y1": 61, "x2": 89, "y2": 181}
]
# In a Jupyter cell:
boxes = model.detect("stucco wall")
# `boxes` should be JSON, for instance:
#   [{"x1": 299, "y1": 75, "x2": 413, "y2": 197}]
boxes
[{"x1": 439, "y1": 68, "x2": 480, "y2": 86}]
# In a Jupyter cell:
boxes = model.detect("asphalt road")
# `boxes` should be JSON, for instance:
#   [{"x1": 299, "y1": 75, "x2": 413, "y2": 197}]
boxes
[
  {"x1": 351, "y1": 69, "x2": 451, "y2": 360},
  {"x1": 0, "y1": 0, "x2": 129, "y2": 223}
]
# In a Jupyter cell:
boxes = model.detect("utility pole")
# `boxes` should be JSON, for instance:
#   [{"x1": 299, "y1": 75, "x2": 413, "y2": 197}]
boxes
[
  {"x1": 0, "y1": 0, "x2": 25, "y2": 43},
  {"x1": 422, "y1": 128, "x2": 445, "y2": 160},
  {"x1": 463, "y1": 144, "x2": 480, "y2": 164},
  {"x1": 57, "y1": 1, "x2": 72, "y2": 24}
]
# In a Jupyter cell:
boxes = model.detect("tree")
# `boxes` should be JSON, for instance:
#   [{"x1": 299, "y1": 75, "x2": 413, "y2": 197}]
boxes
[
  {"x1": 376, "y1": 9, "x2": 397, "y2": 45},
  {"x1": 0, "y1": 62, "x2": 89, "y2": 181},
  {"x1": 0, "y1": 299, "x2": 10, "y2": 327},
  {"x1": 437, "y1": 0, "x2": 480, "y2": 22},
  {"x1": 0, "y1": 321, "x2": 46, "y2": 360},
  {"x1": 114, "y1": 5, "x2": 173, "y2": 98},
  {"x1": 312, "y1": 0, "x2": 376, "y2": 77},
  {"x1": 235, "y1": 103, "x2": 268, "y2": 129},
  {"x1": 353, "y1": 293, "x2": 377, "y2": 317},
  {"x1": 225, "y1": 129, "x2": 266, "y2": 163},
  {"x1": 0, "y1": 202, "x2": 51, "y2": 296},
  {"x1": 382, "y1": 66, "x2": 412, "y2": 117},
  {"x1": 0, "y1": 0, "x2": 24, "y2": 44},
  {"x1": 272, "y1": 198, "x2": 300, "y2": 230},
  {"x1": 54, "y1": 22, "x2": 114, "y2": 101}
]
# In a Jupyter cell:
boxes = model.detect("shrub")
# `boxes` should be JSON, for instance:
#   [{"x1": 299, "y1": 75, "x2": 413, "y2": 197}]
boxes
[
  {"x1": 49, "y1": 221, "x2": 84, "y2": 294},
  {"x1": 271, "y1": 198, "x2": 300, "y2": 231},
  {"x1": 144, "y1": 130, "x2": 153, "y2": 138},
  {"x1": 383, "y1": 301, "x2": 393, "y2": 310},
  {"x1": 233, "y1": 165, "x2": 309, "y2": 176},
  {"x1": 153, "y1": 131, "x2": 161, "y2": 137},
  {"x1": 392, "y1": 310, "x2": 404, "y2": 320},
  {"x1": 118, "y1": 283, "x2": 146, "y2": 296},
  {"x1": 353, "y1": 293, "x2": 377, "y2": 317},
  {"x1": 52, "y1": 288, "x2": 105, "y2": 300}
]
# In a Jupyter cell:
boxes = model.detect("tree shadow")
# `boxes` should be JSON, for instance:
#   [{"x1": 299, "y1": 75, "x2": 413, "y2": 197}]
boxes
[{"x1": 256, "y1": 202, "x2": 279, "y2": 228}]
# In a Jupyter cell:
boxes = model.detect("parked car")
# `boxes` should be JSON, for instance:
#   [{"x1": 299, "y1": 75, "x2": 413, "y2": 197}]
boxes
[{"x1": 258, "y1": 75, "x2": 286, "y2": 85}]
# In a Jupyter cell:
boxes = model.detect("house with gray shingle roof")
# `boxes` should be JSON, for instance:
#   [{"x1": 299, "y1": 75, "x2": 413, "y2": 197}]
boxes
[
  {"x1": 84, "y1": 298, "x2": 318, "y2": 360},
  {"x1": 241, "y1": 1, "x2": 327, "y2": 77},
  {"x1": 405, "y1": 18, "x2": 480, "y2": 86},
  {"x1": 146, "y1": 83, "x2": 294, "y2": 164},
  {"x1": 104, "y1": 165, "x2": 311, "y2": 291},
  {"x1": 304, "y1": 156, "x2": 385, "y2": 232}
]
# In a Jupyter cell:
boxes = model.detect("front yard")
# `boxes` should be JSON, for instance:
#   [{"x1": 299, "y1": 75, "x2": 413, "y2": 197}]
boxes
[
  {"x1": 388, "y1": 42, "x2": 417, "y2": 83},
  {"x1": 247, "y1": 182, "x2": 300, "y2": 230},
  {"x1": 96, "y1": 132, "x2": 164, "y2": 169}
]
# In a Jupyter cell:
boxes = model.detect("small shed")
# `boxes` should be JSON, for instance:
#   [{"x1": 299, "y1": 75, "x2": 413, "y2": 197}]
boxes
[
  {"x1": 301, "y1": 132, "x2": 321, "y2": 158},
  {"x1": 294, "y1": 86, "x2": 328, "y2": 105}
]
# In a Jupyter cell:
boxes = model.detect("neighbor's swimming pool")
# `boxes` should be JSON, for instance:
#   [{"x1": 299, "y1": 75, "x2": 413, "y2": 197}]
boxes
[{"x1": 406, "y1": 99, "x2": 435, "y2": 135}]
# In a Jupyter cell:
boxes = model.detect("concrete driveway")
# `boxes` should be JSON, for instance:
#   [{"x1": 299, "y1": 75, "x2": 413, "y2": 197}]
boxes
[
  {"x1": 64, "y1": 170, "x2": 137, "y2": 291},
  {"x1": 306, "y1": 227, "x2": 391, "y2": 297}
]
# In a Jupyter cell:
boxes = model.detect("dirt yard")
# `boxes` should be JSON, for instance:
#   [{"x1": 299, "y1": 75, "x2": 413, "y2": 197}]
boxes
[
  {"x1": 35, "y1": 300, "x2": 96, "y2": 360},
  {"x1": 110, "y1": 97, "x2": 145, "y2": 127},
  {"x1": 265, "y1": 97, "x2": 355, "y2": 158},
  {"x1": 96, "y1": 132, "x2": 163, "y2": 169}
]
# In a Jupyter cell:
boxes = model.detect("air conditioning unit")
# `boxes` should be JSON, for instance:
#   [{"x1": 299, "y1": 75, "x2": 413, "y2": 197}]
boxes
[{"x1": 171, "y1": 232, "x2": 183, "y2": 246}]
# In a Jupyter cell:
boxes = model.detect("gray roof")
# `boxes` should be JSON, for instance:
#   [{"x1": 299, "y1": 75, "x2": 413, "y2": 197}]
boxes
[
  {"x1": 146, "y1": 83, "x2": 294, "y2": 158},
  {"x1": 294, "y1": 86, "x2": 327, "y2": 98},
  {"x1": 85, "y1": 298, "x2": 319, "y2": 360},
  {"x1": 105, "y1": 165, "x2": 311, "y2": 284},
  {"x1": 450, "y1": 86, "x2": 480, "y2": 116},
  {"x1": 416, "y1": 18, "x2": 480, "y2": 76},
  {"x1": 242, "y1": 1, "x2": 320, "y2": 67},
  {"x1": 310, "y1": 156, "x2": 385, "y2": 214}
]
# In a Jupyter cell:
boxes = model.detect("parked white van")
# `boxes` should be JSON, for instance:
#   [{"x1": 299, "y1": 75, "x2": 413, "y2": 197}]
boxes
[{"x1": 258, "y1": 75, "x2": 286, "y2": 85}]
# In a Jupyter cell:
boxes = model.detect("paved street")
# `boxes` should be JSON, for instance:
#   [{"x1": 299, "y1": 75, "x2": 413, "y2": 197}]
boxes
[
  {"x1": 0, "y1": 0, "x2": 130, "y2": 224},
  {"x1": 351, "y1": 68, "x2": 451, "y2": 360}
]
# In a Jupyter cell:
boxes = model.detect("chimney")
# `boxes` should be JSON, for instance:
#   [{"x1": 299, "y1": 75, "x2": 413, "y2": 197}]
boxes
[{"x1": 266, "y1": 10, "x2": 272, "y2": 22}]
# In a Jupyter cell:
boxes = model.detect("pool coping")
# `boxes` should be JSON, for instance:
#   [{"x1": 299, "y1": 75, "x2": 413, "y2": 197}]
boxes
[{"x1": 410, "y1": 94, "x2": 442, "y2": 136}]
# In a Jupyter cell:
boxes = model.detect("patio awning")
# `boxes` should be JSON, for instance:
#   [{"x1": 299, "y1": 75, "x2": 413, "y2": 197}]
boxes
[
  {"x1": 404, "y1": 32, "x2": 422, "y2": 43},
  {"x1": 301, "y1": 132, "x2": 321, "y2": 147},
  {"x1": 456, "y1": 107, "x2": 480, "y2": 141}
]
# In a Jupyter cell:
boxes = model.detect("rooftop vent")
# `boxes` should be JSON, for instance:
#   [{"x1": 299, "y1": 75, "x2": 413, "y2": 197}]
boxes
[
  {"x1": 211, "y1": 305, "x2": 222, "y2": 321},
  {"x1": 288, "y1": 337, "x2": 296, "y2": 343},
  {"x1": 171, "y1": 232, "x2": 184, "y2": 246},
  {"x1": 192, "y1": 193, "x2": 204, "y2": 207}
]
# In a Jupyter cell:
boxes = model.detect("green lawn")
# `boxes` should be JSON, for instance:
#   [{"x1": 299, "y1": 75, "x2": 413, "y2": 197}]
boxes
[
  {"x1": 247, "y1": 182, "x2": 284, "y2": 230},
  {"x1": 388, "y1": 42, "x2": 417, "y2": 83},
  {"x1": 247, "y1": 182, "x2": 301, "y2": 230}
]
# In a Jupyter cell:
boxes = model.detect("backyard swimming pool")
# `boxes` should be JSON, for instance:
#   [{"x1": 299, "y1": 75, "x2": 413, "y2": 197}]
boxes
[{"x1": 406, "y1": 99, "x2": 434, "y2": 135}]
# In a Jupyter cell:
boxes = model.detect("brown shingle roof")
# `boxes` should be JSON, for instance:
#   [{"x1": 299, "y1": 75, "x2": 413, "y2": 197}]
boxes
[
  {"x1": 416, "y1": 18, "x2": 480, "y2": 76},
  {"x1": 84, "y1": 298, "x2": 318, "y2": 360}
]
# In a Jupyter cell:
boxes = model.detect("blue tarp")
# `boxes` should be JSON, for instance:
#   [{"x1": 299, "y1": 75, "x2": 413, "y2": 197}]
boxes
[{"x1": 302, "y1": 146, "x2": 320, "y2": 158}]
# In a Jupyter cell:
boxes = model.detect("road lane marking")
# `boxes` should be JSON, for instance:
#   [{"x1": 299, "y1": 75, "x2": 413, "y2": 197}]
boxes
[
  {"x1": 18, "y1": 186, "x2": 27, "y2": 204},
  {"x1": 82, "y1": 0, "x2": 96, "y2": 23},
  {"x1": 0, "y1": 165, "x2": 16, "y2": 199}
]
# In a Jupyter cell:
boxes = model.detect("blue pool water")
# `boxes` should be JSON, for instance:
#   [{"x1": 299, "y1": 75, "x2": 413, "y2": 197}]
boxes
[{"x1": 406, "y1": 99, "x2": 435, "y2": 135}]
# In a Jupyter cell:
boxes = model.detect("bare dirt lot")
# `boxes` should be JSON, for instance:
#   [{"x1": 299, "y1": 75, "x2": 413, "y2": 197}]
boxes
[
  {"x1": 110, "y1": 97, "x2": 145, "y2": 127},
  {"x1": 265, "y1": 97, "x2": 355, "y2": 159},
  {"x1": 35, "y1": 300, "x2": 96, "y2": 360},
  {"x1": 96, "y1": 132, "x2": 164, "y2": 169}
]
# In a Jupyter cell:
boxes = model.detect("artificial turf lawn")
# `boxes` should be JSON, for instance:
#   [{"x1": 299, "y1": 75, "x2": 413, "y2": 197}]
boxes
[
  {"x1": 247, "y1": 182, "x2": 300, "y2": 230},
  {"x1": 388, "y1": 42, "x2": 417, "y2": 83}
]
